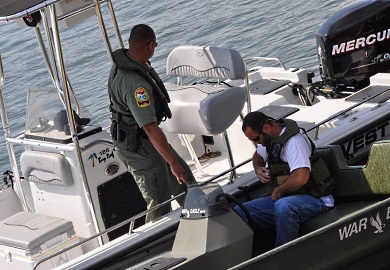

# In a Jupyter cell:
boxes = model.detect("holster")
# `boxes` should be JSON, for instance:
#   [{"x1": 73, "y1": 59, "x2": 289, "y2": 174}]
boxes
[
  {"x1": 110, "y1": 120, "x2": 141, "y2": 152},
  {"x1": 125, "y1": 124, "x2": 140, "y2": 152}
]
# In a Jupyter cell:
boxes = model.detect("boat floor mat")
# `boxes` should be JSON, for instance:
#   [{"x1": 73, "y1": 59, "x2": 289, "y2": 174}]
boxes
[
  {"x1": 346, "y1": 85, "x2": 390, "y2": 103},
  {"x1": 249, "y1": 79, "x2": 290, "y2": 94},
  {"x1": 134, "y1": 257, "x2": 186, "y2": 270},
  {"x1": 198, "y1": 151, "x2": 221, "y2": 160},
  {"x1": 257, "y1": 105, "x2": 299, "y2": 119}
]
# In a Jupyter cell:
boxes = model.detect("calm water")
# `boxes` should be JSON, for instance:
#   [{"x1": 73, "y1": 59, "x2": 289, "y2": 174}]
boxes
[{"x1": 0, "y1": 0, "x2": 355, "y2": 173}]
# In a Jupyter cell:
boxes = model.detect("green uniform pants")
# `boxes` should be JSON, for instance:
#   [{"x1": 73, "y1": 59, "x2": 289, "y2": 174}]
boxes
[{"x1": 116, "y1": 137, "x2": 196, "y2": 223}]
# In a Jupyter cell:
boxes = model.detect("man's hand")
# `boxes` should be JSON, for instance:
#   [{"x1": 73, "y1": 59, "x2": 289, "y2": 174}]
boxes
[
  {"x1": 255, "y1": 166, "x2": 272, "y2": 184},
  {"x1": 271, "y1": 168, "x2": 310, "y2": 200},
  {"x1": 271, "y1": 186, "x2": 283, "y2": 201},
  {"x1": 169, "y1": 161, "x2": 189, "y2": 185},
  {"x1": 143, "y1": 122, "x2": 189, "y2": 185},
  {"x1": 253, "y1": 152, "x2": 271, "y2": 184}
]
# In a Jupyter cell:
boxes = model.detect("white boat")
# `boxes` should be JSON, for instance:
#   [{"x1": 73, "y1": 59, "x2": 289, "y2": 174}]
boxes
[{"x1": 0, "y1": 0, "x2": 389, "y2": 269}]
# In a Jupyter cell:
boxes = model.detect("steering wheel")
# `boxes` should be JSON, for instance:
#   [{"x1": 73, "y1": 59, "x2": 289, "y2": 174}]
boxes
[{"x1": 223, "y1": 193, "x2": 255, "y2": 230}]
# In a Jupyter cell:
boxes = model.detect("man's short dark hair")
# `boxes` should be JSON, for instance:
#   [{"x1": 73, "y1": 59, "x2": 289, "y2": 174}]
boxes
[
  {"x1": 129, "y1": 24, "x2": 155, "y2": 45},
  {"x1": 242, "y1": 111, "x2": 269, "y2": 133}
]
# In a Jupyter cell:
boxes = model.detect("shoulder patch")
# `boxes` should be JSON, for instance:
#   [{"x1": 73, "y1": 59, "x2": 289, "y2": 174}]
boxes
[{"x1": 134, "y1": 87, "x2": 150, "y2": 107}]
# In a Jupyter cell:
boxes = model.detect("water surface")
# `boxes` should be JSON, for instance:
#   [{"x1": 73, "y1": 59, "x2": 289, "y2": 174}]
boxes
[{"x1": 0, "y1": 0, "x2": 355, "y2": 172}]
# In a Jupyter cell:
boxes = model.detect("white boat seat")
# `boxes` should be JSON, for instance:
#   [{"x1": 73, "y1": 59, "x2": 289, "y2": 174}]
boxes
[
  {"x1": 162, "y1": 83, "x2": 246, "y2": 135},
  {"x1": 249, "y1": 79, "x2": 290, "y2": 95},
  {"x1": 162, "y1": 45, "x2": 246, "y2": 135},
  {"x1": 20, "y1": 151, "x2": 73, "y2": 187},
  {"x1": 166, "y1": 45, "x2": 245, "y2": 80},
  {"x1": 162, "y1": 45, "x2": 247, "y2": 178}
]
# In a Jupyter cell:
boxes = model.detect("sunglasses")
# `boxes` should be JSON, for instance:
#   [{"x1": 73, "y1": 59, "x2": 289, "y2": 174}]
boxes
[
  {"x1": 146, "y1": 40, "x2": 158, "y2": 47},
  {"x1": 248, "y1": 119, "x2": 273, "y2": 142},
  {"x1": 249, "y1": 132, "x2": 262, "y2": 142}
]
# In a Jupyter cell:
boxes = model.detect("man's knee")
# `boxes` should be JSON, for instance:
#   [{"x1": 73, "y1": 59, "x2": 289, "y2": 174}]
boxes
[
  {"x1": 234, "y1": 205, "x2": 248, "y2": 223},
  {"x1": 274, "y1": 197, "x2": 298, "y2": 216}
]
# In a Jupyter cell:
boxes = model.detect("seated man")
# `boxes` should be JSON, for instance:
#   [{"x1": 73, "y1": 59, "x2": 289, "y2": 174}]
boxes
[{"x1": 235, "y1": 111, "x2": 334, "y2": 247}]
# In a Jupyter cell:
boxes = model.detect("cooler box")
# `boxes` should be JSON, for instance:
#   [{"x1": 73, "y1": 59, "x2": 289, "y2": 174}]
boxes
[{"x1": 0, "y1": 212, "x2": 83, "y2": 270}]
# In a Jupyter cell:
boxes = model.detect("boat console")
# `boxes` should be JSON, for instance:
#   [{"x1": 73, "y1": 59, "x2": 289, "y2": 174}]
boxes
[{"x1": 132, "y1": 183, "x2": 253, "y2": 270}]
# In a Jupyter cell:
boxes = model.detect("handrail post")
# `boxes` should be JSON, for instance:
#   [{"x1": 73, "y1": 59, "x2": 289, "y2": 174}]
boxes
[
  {"x1": 128, "y1": 220, "x2": 135, "y2": 234},
  {"x1": 244, "y1": 61, "x2": 252, "y2": 113},
  {"x1": 49, "y1": 4, "x2": 103, "y2": 246},
  {"x1": 94, "y1": 0, "x2": 114, "y2": 62},
  {"x1": 0, "y1": 55, "x2": 29, "y2": 211},
  {"x1": 244, "y1": 56, "x2": 288, "y2": 114}
]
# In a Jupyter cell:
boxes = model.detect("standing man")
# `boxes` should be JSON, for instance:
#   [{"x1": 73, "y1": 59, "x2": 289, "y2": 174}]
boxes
[
  {"x1": 236, "y1": 111, "x2": 334, "y2": 246},
  {"x1": 108, "y1": 24, "x2": 195, "y2": 222}
]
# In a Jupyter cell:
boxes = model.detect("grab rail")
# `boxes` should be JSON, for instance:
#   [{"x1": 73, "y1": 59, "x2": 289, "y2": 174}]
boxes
[
  {"x1": 245, "y1": 57, "x2": 287, "y2": 71},
  {"x1": 307, "y1": 88, "x2": 390, "y2": 139},
  {"x1": 244, "y1": 57, "x2": 288, "y2": 113},
  {"x1": 0, "y1": 55, "x2": 29, "y2": 211},
  {"x1": 0, "y1": 54, "x2": 4, "y2": 88},
  {"x1": 32, "y1": 157, "x2": 252, "y2": 270}
]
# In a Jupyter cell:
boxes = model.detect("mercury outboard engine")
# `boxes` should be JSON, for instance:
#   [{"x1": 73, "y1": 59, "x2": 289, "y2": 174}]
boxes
[{"x1": 313, "y1": 0, "x2": 390, "y2": 97}]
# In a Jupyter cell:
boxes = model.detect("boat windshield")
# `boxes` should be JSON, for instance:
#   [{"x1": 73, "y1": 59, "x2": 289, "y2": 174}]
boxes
[{"x1": 24, "y1": 85, "x2": 97, "y2": 143}]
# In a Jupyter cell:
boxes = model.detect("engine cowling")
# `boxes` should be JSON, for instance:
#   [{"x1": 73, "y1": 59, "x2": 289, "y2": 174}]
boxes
[{"x1": 316, "y1": 0, "x2": 390, "y2": 89}]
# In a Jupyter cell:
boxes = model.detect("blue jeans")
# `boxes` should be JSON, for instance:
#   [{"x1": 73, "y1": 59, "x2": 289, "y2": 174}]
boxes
[{"x1": 235, "y1": 194, "x2": 329, "y2": 247}]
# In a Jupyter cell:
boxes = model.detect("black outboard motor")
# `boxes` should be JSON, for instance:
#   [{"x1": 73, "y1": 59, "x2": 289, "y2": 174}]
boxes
[{"x1": 315, "y1": 0, "x2": 390, "y2": 96}]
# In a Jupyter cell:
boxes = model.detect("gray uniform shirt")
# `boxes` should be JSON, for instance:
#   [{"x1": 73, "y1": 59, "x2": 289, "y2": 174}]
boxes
[{"x1": 108, "y1": 53, "x2": 157, "y2": 128}]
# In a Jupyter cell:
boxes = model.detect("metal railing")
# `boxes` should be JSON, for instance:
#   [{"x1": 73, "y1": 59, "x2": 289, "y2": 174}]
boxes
[
  {"x1": 307, "y1": 88, "x2": 390, "y2": 139},
  {"x1": 245, "y1": 57, "x2": 287, "y2": 71},
  {"x1": 244, "y1": 57, "x2": 288, "y2": 113}
]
